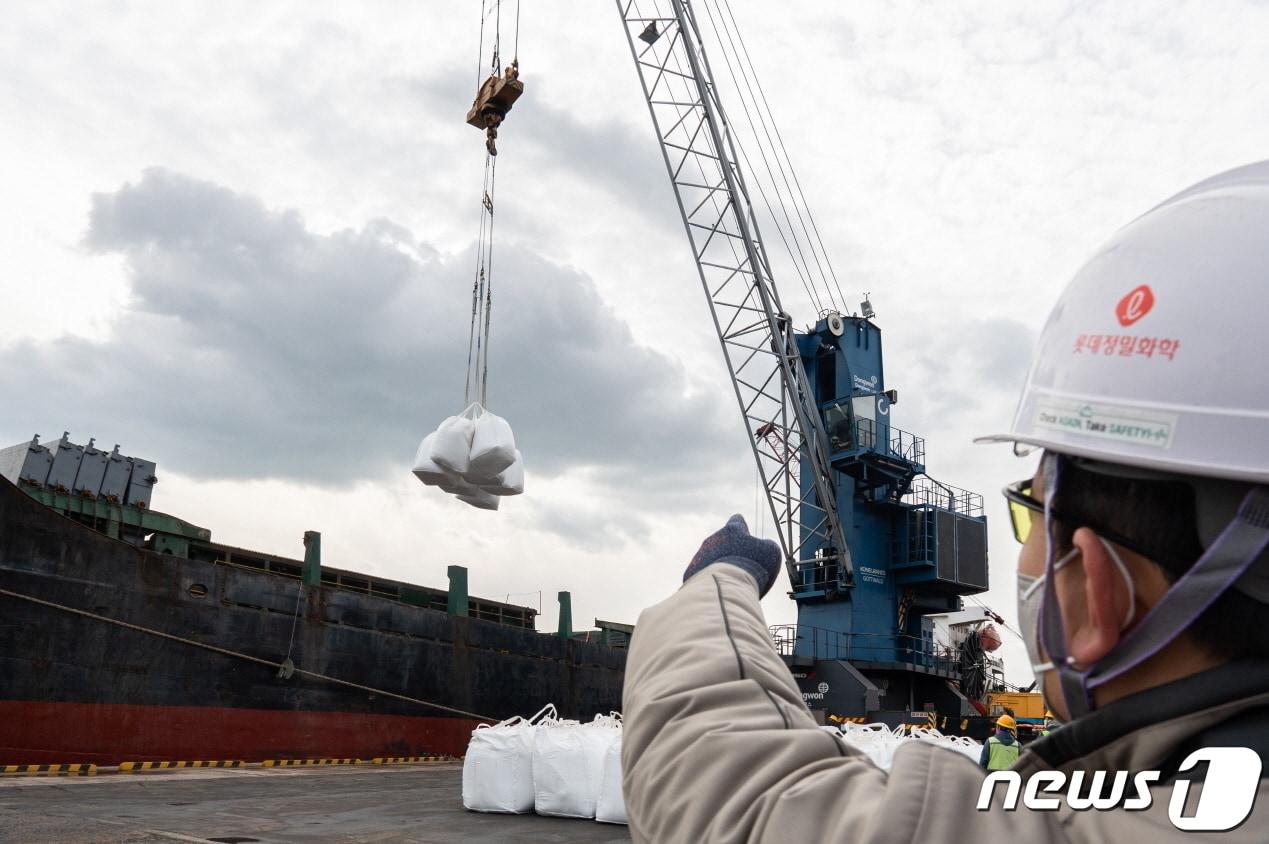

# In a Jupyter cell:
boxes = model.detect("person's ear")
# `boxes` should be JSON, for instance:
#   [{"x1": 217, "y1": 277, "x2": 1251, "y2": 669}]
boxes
[{"x1": 1067, "y1": 527, "x2": 1132, "y2": 665}]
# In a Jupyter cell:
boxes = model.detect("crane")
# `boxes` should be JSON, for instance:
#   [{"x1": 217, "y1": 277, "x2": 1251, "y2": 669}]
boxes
[
  {"x1": 617, "y1": 0, "x2": 1001, "y2": 730},
  {"x1": 616, "y1": 0, "x2": 849, "y2": 585}
]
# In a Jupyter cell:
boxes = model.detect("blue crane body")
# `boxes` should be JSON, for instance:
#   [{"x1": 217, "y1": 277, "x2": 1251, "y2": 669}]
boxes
[
  {"x1": 782, "y1": 313, "x2": 992, "y2": 720},
  {"x1": 618, "y1": 0, "x2": 996, "y2": 723},
  {"x1": 791, "y1": 312, "x2": 989, "y2": 654}
]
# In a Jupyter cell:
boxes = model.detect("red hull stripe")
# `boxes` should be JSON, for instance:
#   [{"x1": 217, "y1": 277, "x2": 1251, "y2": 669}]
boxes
[{"x1": 0, "y1": 700, "x2": 480, "y2": 766}]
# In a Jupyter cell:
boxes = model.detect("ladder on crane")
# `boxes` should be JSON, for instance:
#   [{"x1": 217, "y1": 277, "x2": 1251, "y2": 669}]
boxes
[{"x1": 616, "y1": 0, "x2": 852, "y2": 584}]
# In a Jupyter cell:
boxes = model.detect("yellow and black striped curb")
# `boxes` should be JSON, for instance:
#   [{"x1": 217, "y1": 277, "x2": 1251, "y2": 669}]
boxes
[
  {"x1": 2, "y1": 764, "x2": 97, "y2": 776},
  {"x1": 371, "y1": 755, "x2": 453, "y2": 765},
  {"x1": 261, "y1": 758, "x2": 361, "y2": 767},
  {"x1": 119, "y1": 761, "x2": 245, "y2": 772}
]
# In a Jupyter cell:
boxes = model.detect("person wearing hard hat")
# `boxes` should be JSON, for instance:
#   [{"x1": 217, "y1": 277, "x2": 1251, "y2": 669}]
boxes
[
  {"x1": 1040, "y1": 710, "x2": 1056, "y2": 737},
  {"x1": 621, "y1": 162, "x2": 1269, "y2": 842},
  {"x1": 979, "y1": 715, "x2": 1019, "y2": 770}
]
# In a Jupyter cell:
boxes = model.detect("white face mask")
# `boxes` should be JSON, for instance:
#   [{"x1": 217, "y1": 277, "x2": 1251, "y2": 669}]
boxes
[{"x1": 1016, "y1": 539, "x2": 1137, "y2": 676}]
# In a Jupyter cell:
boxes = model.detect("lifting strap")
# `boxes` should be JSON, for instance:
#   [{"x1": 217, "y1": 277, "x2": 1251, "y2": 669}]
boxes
[{"x1": 464, "y1": 0, "x2": 522, "y2": 409}]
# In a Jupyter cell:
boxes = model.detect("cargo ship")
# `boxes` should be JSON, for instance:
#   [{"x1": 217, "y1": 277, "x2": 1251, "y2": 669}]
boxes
[{"x1": 0, "y1": 434, "x2": 626, "y2": 765}]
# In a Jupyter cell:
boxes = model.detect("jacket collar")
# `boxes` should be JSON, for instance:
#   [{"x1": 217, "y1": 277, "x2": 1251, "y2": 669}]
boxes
[{"x1": 1020, "y1": 659, "x2": 1269, "y2": 773}]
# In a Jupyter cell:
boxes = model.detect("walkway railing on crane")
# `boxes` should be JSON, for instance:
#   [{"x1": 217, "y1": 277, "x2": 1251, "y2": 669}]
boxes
[
  {"x1": 822, "y1": 400, "x2": 926, "y2": 467},
  {"x1": 768, "y1": 624, "x2": 961, "y2": 676},
  {"x1": 900, "y1": 478, "x2": 983, "y2": 518}
]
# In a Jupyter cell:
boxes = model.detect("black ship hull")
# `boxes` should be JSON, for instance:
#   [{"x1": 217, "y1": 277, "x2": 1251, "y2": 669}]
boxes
[{"x1": 0, "y1": 475, "x2": 625, "y2": 764}]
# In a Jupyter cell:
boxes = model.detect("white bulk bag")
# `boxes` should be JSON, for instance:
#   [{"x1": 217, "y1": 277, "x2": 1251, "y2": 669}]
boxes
[
  {"x1": 468, "y1": 408, "x2": 517, "y2": 477},
  {"x1": 431, "y1": 405, "x2": 482, "y2": 475},
  {"x1": 594, "y1": 730, "x2": 627, "y2": 825},
  {"x1": 477, "y1": 449, "x2": 524, "y2": 496},
  {"x1": 458, "y1": 487, "x2": 501, "y2": 511},
  {"x1": 437, "y1": 473, "x2": 474, "y2": 495},
  {"x1": 834, "y1": 723, "x2": 900, "y2": 771},
  {"x1": 532, "y1": 719, "x2": 610, "y2": 819},
  {"x1": 909, "y1": 727, "x2": 982, "y2": 763},
  {"x1": 462, "y1": 712, "x2": 540, "y2": 813},
  {"x1": 411, "y1": 432, "x2": 452, "y2": 486},
  {"x1": 827, "y1": 723, "x2": 982, "y2": 772}
]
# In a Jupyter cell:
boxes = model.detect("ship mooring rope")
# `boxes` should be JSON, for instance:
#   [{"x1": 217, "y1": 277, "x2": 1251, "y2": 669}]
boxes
[{"x1": 0, "y1": 586, "x2": 496, "y2": 723}]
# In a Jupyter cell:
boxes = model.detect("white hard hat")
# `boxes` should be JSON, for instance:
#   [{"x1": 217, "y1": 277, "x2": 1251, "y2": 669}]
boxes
[{"x1": 977, "y1": 161, "x2": 1269, "y2": 484}]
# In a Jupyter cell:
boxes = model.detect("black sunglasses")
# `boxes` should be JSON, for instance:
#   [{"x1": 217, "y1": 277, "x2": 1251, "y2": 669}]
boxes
[{"x1": 1002, "y1": 479, "x2": 1156, "y2": 561}]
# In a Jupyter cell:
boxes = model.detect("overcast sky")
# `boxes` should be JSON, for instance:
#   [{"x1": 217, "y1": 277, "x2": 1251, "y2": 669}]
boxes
[{"x1": 4, "y1": 1, "x2": 1268, "y2": 686}]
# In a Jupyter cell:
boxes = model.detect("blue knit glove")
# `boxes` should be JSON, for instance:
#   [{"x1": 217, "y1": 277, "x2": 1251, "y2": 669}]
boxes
[{"x1": 683, "y1": 514, "x2": 782, "y2": 597}]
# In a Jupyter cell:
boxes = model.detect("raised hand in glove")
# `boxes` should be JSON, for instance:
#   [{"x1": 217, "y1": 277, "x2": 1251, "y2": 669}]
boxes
[{"x1": 683, "y1": 514, "x2": 782, "y2": 598}]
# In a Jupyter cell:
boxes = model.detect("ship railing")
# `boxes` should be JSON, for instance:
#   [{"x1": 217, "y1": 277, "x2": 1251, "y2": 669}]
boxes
[
  {"x1": 769, "y1": 623, "x2": 960, "y2": 674},
  {"x1": 210, "y1": 559, "x2": 536, "y2": 628}
]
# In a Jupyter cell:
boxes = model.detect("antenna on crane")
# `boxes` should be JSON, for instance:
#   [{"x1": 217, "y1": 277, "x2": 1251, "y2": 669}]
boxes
[{"x1": 860, "y1": 293, "x2": 875, "y2": 321}]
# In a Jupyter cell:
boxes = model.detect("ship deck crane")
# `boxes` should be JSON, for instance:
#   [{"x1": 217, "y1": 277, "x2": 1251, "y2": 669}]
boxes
[{"x1": 616, "y1": 0, "x2": 997, "y2": 728}]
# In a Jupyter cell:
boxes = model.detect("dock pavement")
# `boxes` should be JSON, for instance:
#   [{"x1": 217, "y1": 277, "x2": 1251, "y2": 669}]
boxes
[{"x1": 0, "y1": 761, "x2": 632, "y2": 843}]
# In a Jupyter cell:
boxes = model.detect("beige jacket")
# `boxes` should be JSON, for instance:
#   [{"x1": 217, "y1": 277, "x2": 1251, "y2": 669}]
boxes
[{"x1": 622, "y1": 566, "x2": 1269, "y2": 843}]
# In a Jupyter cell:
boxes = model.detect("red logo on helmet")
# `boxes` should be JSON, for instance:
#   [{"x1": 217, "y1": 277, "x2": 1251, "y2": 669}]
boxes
[{"x1": 1116, "y1": 285, "x2": 1155, "y2": 327}]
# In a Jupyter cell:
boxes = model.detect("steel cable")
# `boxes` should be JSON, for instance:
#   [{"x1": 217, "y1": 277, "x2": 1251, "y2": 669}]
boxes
[
  {"x1": 701, "y1": 0, "x2": 832, "y2": 314},
  {"x1": 717, "y1": 0, "x2": 850, "y2": 311}
]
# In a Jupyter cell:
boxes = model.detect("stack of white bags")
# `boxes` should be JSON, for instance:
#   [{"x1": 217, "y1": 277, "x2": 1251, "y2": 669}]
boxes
[
  {"x1": 462, "y1": 705, "x2": 628, "y2": 825},
  {"x1": 412, "y1": 403, "x2": 524, "y2": 510},
  {"x1": 821, "y1": 722, "x2": 981, "y2": 770}
]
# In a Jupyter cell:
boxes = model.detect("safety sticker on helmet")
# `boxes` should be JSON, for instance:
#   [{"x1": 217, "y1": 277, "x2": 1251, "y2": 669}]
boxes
[{"x1": 1035, "y1": 401, "x2": 1176, "y2": 449}]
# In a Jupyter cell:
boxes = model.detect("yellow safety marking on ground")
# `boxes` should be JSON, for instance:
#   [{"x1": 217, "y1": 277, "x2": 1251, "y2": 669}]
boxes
[
  {"x1": 261, "y1": 758, "x2": 362, "y2": 767},
  {"x1": 1, "y1": 763, "x2": 97, "y2": 776},
  {"x1": 119, "y1": 761, "x2": 245, "y2": 772},
  {"x1": 370, "y1": 755, "x2": 452, "y2": 765}
]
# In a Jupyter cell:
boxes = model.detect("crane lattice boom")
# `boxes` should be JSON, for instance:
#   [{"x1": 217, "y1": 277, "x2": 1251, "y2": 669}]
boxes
[{"x1": 617, "y1": 0, "x2": 851, "y2": 580}]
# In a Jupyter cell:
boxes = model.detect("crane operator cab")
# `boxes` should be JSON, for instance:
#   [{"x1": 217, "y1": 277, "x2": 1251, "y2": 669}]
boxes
[{"x1": 467, "y1": 62, "x2": 523, "y2": 156}]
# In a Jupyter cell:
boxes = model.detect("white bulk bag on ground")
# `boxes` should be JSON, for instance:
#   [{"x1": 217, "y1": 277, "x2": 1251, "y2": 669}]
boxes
[
  {"x1": 827, "y1": 723, "x2": 981, "y2": 771},
  {"x1": 468, "y1": 409, "x2": 517, "y2": 477},
  {"x1": 463, "y1": 708, "x2": 551, "y2": 813},
  {"x1": 411, "y1": 433, "x2": 452, "y2": 486},
  {"x1": 909, "y1": 727, "x2": 982, "y2": 763},
  {"x1": 477, "y1": 449, "x2": 524, "y2": 496},
  {"x1": 430, "y1": 405, "x2": 482, "y2": 475},
  {"x1": 532, "y1": 717, "x2": 611, "y2": 819},
  {"x1": 840, "y1": 724, "x2": 901, "y2": 770},
  {"x1": 594, "y1": 731, "x2": 627, "y2": 825}
]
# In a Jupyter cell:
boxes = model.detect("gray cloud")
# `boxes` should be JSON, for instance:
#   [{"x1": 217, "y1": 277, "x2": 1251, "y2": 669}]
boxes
[
  {"x1": 412, "y1": 68, "x2": 676, "y2": 230},
  {"x1": 899, "y1": 315, "x2": 1036, "y2": 441},
  {"x1": 0, "y1": 168, "x2": 739, "y2": 494}
]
